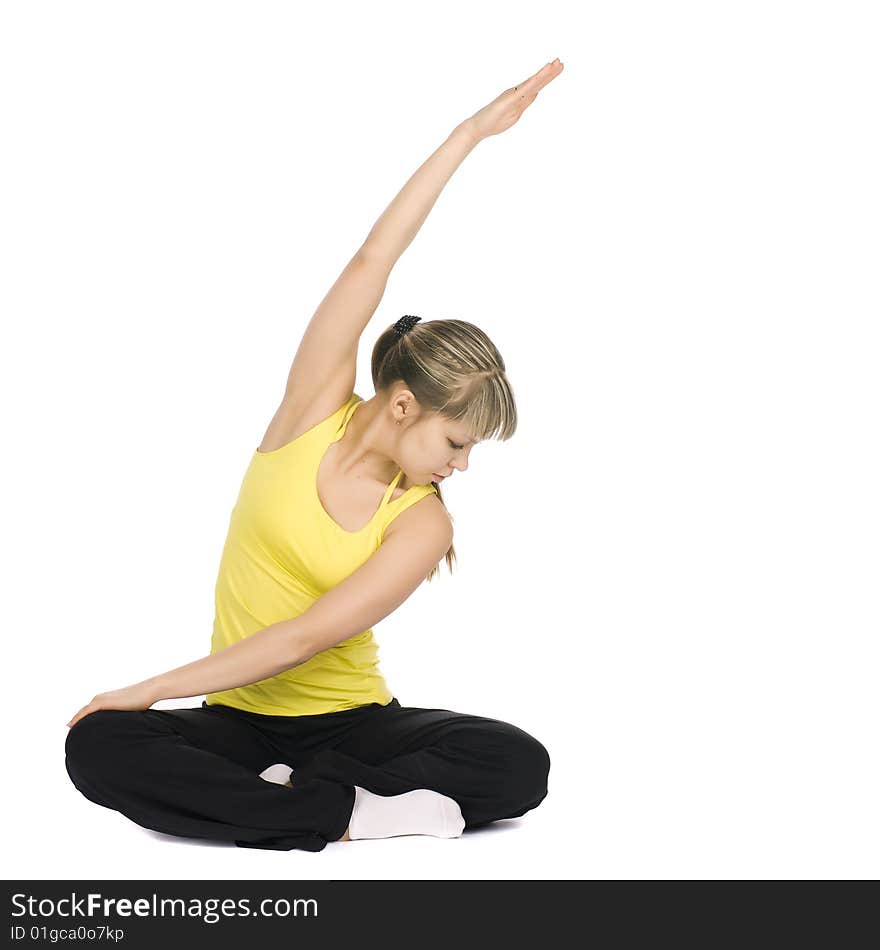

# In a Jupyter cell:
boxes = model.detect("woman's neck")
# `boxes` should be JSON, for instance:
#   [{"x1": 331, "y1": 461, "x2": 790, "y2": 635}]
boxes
[{"x1": 337, "y1": 396, "x2": 401, "y2": 485}]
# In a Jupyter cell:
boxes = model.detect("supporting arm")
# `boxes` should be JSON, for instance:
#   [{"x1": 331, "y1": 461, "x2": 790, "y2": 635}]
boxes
[{"x1": 144, "y1": 621, "x2": 312, "y2": 702}]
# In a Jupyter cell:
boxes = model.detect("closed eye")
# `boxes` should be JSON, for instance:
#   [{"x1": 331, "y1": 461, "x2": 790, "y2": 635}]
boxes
[{"x1": 448, "y1": 439, "x2": 464, "y2": 451}]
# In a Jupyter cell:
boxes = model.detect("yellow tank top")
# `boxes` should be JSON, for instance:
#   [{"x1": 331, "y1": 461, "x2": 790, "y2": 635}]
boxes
[{"x1": 205, "y1": 393, "x2": 438, "y2": 716}]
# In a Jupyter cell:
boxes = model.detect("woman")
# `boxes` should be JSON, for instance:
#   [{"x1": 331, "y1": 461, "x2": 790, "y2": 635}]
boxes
[{"x1": 65, "y1": 58, "x2": 564, "y2": 852}]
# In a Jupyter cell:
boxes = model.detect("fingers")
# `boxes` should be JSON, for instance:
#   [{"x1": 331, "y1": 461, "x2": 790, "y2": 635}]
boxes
[
  {"x1": 515, "y1": 58, "x2": 564, "y2": 96},
  {"x1": 67, "y1": 705, "x2": 93, "y2": 728}
]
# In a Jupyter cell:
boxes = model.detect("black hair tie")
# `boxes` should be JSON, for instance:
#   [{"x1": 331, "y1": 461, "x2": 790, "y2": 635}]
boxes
[{"x1": 394, "y1": 314, "x2": 421, "y2": 337}]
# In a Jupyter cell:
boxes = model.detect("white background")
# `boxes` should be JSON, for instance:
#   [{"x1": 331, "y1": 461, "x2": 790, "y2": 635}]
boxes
[{"x1": 2, "y1": 0, "x2": 878, "y2": 880}]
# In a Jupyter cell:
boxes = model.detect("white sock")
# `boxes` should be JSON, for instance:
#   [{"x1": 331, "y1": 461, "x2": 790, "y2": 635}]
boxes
[
  {"x1": 348, "y1": 786, "x2": 466, "y2": 840},
  {"x1": 259, "y1": 763, "x2": 294, "y2": 786}
]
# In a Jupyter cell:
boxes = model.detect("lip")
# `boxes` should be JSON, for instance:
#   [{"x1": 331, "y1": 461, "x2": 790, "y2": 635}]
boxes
[{"x1": 432, "y1": 473, "x2": 448, "y2": 481}]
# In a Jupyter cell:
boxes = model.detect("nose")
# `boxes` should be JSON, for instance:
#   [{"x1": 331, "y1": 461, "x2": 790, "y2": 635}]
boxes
[{"x1": 451, "y1": 447, "x2": 471, "y2": 473}]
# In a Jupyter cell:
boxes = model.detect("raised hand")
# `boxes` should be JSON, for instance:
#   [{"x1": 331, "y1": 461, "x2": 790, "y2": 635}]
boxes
[{"x1": 464, "y1": 58, "x2": 564, "y2": 141}]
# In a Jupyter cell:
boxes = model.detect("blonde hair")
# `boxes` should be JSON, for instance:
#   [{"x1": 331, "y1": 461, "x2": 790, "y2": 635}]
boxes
[{"x1": 371, "y1": 317, "x2": 517, "y2": 581}]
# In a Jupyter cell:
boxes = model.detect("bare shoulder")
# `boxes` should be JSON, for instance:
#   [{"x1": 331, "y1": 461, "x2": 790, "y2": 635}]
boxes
[
  {"x1": 383, "y1": 493, "x2": 453, "y2": 546},
  {"x1": 257, "y1": 386, "x2": 358, "y2": 454}
]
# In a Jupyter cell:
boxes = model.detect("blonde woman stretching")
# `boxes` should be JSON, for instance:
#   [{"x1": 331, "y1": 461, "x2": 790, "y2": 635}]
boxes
[{"x1": 65, "y1": 59, "x2": 564, "y2": 851}]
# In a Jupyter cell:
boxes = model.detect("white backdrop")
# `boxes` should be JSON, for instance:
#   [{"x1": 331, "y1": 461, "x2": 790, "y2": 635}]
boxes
[{"x1": 2, "y1": 0, "x2": 878, "y2": 880}]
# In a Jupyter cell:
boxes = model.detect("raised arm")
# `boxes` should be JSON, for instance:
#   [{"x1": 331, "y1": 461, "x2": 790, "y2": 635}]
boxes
[
  {"x1": 272, "y1": 59, "x2": 563, "y2": 426},
  {"x1": 276, "y1": 124, "x2": 480, "y2": 426},
  {"x1": 359, "y1": 58, "x2": 563, "y2": 268}
]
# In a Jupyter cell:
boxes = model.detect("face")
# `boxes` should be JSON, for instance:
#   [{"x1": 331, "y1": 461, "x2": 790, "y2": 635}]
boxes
[{"x1": 397, "y1": 411, "x2": 479, "y2": 485}]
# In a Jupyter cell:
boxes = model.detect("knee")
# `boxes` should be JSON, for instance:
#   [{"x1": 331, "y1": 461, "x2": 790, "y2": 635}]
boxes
[
  {"x1": 450, "y1": 719, "x2": 550, "y2": 808},
  {"x1": 505, "y1": 725, "x2": 551, "y2": 807},
  {"x1": 64, "y1": 710, "x2": 138, "y2": 773}
]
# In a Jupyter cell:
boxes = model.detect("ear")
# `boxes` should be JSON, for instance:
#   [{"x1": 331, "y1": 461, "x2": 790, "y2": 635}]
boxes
[{"x1": 390, "y1": 387, "x2": 418, "y2": 423}]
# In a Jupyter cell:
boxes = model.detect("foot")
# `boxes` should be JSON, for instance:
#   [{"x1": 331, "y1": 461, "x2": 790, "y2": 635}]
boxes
[
  {"x1": 259, "y1": 763, "x2": 294, "y2": 787},
  {"x1": 347, "y1": 786, "x2": 466, "y2": 840}
]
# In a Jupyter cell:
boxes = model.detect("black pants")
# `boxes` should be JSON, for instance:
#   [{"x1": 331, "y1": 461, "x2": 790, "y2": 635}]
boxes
[{"x1": 64, "y1": 697, "x2": 551, "y2": 852}]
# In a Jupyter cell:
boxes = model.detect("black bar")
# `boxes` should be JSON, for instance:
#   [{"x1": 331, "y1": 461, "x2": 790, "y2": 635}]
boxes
[{"x1": 4, "y1": 881, "x2": 877, "y2": 947}]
